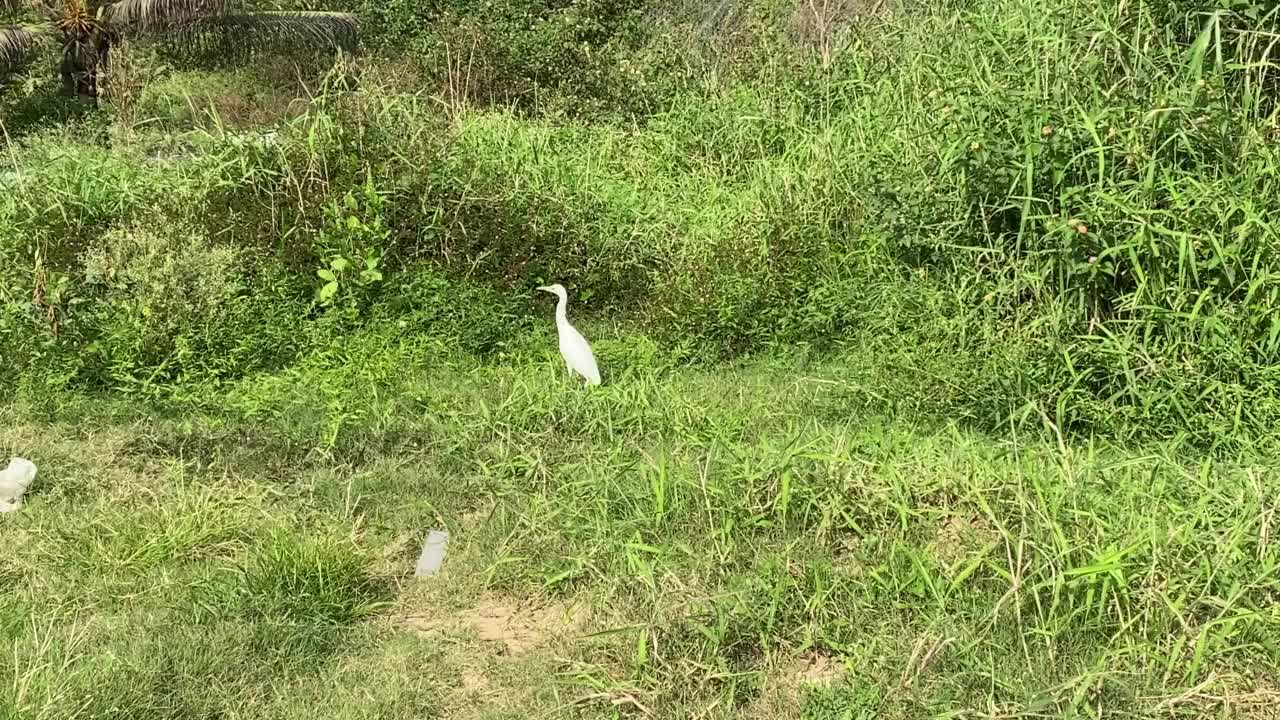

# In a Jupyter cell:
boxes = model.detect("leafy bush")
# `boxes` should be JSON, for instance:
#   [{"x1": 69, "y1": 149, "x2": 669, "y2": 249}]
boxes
[
  {"x1": 312, "y1": 179, "x2": 392, "y2": 311},
  {"x1": 76, "y1": 219, "x2": 307, "y2": 388},
  {"x1": 372, "y1": 268, "x2": 530, "y2": 356},
  {"x1": 331, "y1": 0, "x2": 671, "y2": 118}
]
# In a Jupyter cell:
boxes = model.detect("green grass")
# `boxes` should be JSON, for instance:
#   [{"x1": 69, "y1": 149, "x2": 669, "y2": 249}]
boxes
[
  {"x1": 3, "y1": 328, "x2": 1278, "y2": 718},
  {"x1": 4, "y1": 0, "x2": 1280, "y2": 716}
]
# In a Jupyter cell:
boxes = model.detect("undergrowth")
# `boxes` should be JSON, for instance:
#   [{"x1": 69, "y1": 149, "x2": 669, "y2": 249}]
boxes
[
  {"x1": 3, "y1": 1, "x2": 1279, "y2": 441},
  {"x1": 3, "y1": 2, "x2": 1280, "y2": 715}
]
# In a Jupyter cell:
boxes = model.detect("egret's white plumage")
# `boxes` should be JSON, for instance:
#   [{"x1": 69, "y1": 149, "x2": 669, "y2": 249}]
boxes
[{"x1": 537, "y1": 284, "x2": 601, "y2": 386}]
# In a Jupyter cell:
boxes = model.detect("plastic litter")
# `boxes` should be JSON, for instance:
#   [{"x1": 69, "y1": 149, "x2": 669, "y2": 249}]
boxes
[
  {"x1": 414, "y1": 530, "x2": 449, "y2": 577},
  {"x1": 0, "y1": 457, "x2": 37, "y2": 513}
]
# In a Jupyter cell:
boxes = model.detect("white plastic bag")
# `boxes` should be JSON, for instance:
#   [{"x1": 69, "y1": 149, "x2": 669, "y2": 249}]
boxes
[{"x1": 0, "y1": 457, "x2": 37, "y2": 513}]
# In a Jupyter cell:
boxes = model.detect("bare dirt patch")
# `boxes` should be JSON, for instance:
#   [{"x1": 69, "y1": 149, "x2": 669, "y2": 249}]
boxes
[
  {"x1": 397, "y1": 595, "x2": 587, "y2": 717},
  {"x1": 399, "y1": 595, "x2": 588, "y2": 656},
  {"x1": 743, "y1": 650, "x2": 845, "y2": 719},
  {"x1": 930, "y1": 513, "x2": 997, "y2": 569},
  {"x1": 795, "y1": 650, "x2": 843, "y2": 686}
]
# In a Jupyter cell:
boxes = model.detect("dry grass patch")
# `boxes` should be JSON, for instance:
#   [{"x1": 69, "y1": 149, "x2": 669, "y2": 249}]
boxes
[{"x1": 398, "y1": 594, "x2": 590, "y2": 656}]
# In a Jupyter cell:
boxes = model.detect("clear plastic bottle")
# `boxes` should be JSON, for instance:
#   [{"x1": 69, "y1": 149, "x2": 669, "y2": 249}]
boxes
[{"x1": 414, "y1": 530, "x2": 449, "y2": 576}]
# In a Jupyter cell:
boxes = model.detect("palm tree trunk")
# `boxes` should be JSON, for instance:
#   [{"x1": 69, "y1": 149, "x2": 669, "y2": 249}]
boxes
[
  {"x1": 59, "y1": 32, "x2": 103, "y2": 102},
  {"x1": 95, "y1": 32, "x2": 112, "y2": 101},
  {"x1": 59, "y1": 46, "x2": 78, "y2": 96}
]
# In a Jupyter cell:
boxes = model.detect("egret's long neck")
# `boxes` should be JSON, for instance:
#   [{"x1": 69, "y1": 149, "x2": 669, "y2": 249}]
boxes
[{"x1": 555, "y1": 294, "x2": 569, "y2": 327}]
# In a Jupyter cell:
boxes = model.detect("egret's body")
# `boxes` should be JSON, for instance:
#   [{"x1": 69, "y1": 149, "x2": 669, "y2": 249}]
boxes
[{"x1": 537, "y1": 284, "x2": 601, "y2": 386}]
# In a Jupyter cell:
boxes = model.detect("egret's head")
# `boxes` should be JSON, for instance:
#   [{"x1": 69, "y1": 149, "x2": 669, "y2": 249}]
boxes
[{"x1": 536, "y1": 283, "x2": 567, "y2": 300}]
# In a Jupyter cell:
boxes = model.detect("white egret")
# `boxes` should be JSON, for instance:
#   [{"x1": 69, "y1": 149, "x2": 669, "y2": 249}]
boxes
[{"x1": 536, "y1": 283, "x2": 601, "y2": 386}]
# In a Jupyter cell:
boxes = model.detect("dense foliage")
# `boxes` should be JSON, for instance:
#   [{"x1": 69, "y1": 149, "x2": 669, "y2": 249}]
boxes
[
  {"x1": 3, "y1": 0, "x2": 1279, "y2": 445},
  {"x1": 4, "y1": 4, "x2": 1280, "y2": 717}
]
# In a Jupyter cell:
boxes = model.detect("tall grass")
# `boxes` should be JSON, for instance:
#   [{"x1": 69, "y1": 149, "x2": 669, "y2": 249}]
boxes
[
  {"x1": 3, "y1": 343, "x2": 1278, "y2": 717},
  {"x1": 3, "y1": 3, "x2": 1280, "y2": 715},
  {"x1": 2, "y1": 0, "x2": 1278, "y2": 444}
]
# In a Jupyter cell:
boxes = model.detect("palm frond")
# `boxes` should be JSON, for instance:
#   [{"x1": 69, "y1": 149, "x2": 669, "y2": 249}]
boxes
[
  {"x1": 101, "y1": 0, "x2": 238, "y2": 32},
  {"x1": 170, "y1": 11, "x2": 359, "y2": 54},
  {"x1": 1, "y1": 25, "x2": 42, "y2": 73}
]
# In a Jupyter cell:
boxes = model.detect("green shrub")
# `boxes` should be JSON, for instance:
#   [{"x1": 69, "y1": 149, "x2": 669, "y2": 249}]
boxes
[
  {"x1": 312, "y1": 178, "x2": 393, "y2": 312},
  {"x1": 74, "y1": 219, "x2": 309, "y2": 388},
  {"x1": 372, "y1": 268, "x2": 531, "y2": 356},
  {"x1": 332, "y1": 0, "x2": 669, "y2": 118}
]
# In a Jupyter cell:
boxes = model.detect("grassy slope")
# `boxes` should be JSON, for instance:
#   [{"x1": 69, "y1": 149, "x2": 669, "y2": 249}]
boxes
[
  {"x1": 4, "y1": 327, "x2": 1278, "y2": 718},
  {"x1": 8, "y1": 0, "x2": 1280, "y2": 442},
  {"x1": 4, "y1": 1, "x2": 1280, "y2": 716}
]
